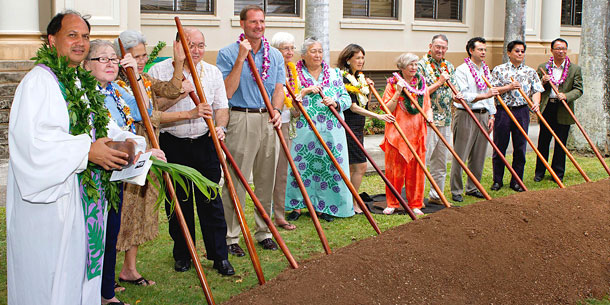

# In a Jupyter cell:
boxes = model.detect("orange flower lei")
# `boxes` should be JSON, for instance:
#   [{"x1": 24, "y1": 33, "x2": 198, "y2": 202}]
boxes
[{"x1": 283, "y1": 62, "x2": 300, "y2": 108}]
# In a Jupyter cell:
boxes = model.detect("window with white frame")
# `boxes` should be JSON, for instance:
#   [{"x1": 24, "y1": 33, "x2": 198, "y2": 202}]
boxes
[
  {"x1": 234, "y1": 0, "x2": 300, "y2": 17},
  {"x1": 343, "y1": 0, "x2": 398, "y2": 19},
  {"x1": 561, "y1": 0, "x2": 582, "y2": 26},
  {"x1": 141, "y1": 0, "x2": 214, "y2": 14},
  {"x1": 415, "y1": 0, "x2": 462, "y2": 21}
]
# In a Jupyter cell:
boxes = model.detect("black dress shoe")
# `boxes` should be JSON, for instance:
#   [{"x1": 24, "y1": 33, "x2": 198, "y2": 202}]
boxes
[
  {"x1": 174, "y1": 259, "x2": 191, "y2": 272},
  {"x1": 258, "y1": 238, "x2": 278, "y2": 250},
  {"x1": 533, "y1": 176, "x2": 543, "y2": 182},
  {"x1": 465, "y1": 190, "x2": 485, "y2": 198},
  {"x1": 228, "y1": 243, "x2": 245, "y2": 257},
  {"x1": 451, "y1": 194, "x2": 463, "y2": 202},
  {"x1": 318, "y1": 213, "x2": 334, "y2": 222},
  {"x1": 286, "y1": 211, "x2": 301, "y2": 221},
  {"x1": 510, "y1": 184, "x2": 525, "y2": 192},
  {"x1": 213, "y1": 259, "x2": 235, "y2": 276},
  {"x1": 490, "y1": 182, "x2": 503, "y2": 191}
]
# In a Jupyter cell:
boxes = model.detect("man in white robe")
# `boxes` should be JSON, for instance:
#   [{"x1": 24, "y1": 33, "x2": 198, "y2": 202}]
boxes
[{"x1": 6, "y1": 11, "x2": 145, "y2": 305}]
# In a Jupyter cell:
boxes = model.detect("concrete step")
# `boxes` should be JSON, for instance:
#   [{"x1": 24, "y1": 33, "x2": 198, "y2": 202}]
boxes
[
  {"x1": 0, "y1": 71, "x2": 27, "y2": 84},
  {"x1": 0, "y1": 83, "x2": 18, "y2": 97},
  {"x1": 0, "y1": 60, "x2": 35, "y2": 72}
]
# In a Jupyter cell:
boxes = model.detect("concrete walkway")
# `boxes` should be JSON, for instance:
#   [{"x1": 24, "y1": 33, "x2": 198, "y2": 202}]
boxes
[{"x1": 0, "y1": 124, "x2": 541, "y2": 207}]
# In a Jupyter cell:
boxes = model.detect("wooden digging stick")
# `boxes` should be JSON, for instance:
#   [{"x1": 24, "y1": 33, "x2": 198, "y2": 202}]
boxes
[
  {"x1": 175, "y1": 17, "x2": 266, "y2": 285},
  {"x1": 540, "y1": 69, "x2": 610, "y2": 176},
  {"x1": 481, "y1": 75, "x2": 565, "y2": 188},
  {"x1": 245, "y1": 52, "x2": 331, "y2": 254},
  {"x1": 510, "y1": 76, "x2": 590, "y2": 182},
  {"x1": 287, "y1": 85, "x2": 384, "y2": 231},
  {"x1": 293, "y1": 84, "x2": 417, "y2": 221},
  {"x1": 188, "y1": 92, "x2": 298, "y2": 269},
  {"x1": 445, "y1": 80, "x2": 528, "y2": 191},
  {"x1": 393, "y1": 73, "x2": 491, "y2": 200},
  {"x1": 368, "y1": 81, "x2": 452, "y2": 208},
  {"x1": 118, "y1": 39, "x2": 216, "y2": 305}
]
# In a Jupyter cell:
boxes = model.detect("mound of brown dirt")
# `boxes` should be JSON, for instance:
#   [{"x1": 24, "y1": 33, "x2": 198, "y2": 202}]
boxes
[{"x1": 224, "y1": 179, "x2": 610, "y2": 305}]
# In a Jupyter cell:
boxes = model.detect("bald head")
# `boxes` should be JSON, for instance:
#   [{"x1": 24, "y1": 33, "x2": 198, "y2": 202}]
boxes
[{"x1": 178, "y1": 27, "x2": 206, "y2": 64}]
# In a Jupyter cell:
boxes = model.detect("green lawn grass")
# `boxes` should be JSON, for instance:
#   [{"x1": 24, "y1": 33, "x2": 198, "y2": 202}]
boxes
[{"x1": 1, "y1": 152, "x2": 609, "y2": 304}]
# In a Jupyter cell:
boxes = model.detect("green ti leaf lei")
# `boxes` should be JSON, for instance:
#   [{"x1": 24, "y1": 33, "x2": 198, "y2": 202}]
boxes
[
  {"x1": 32, "y1": 44, "x2": 122, "y2": 212},
  {"x1": 400, "y1": 74, "x2": 425, "y2": 115}
]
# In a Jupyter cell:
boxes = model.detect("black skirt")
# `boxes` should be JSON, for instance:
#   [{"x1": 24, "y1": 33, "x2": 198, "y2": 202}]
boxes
[{"x1": 344, "y1": 105, "x2": 367, "y2": 164}]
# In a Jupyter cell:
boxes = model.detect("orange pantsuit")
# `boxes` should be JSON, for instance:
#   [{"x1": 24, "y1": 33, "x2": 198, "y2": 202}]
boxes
[{"x1": 380, "y1": 80, "x2": 430, "y2": 209}]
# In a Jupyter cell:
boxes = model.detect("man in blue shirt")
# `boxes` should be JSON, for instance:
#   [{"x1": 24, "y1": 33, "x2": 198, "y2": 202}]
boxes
[{"x1": 216, "y1": 4, "x2": 286, "y2": 256}]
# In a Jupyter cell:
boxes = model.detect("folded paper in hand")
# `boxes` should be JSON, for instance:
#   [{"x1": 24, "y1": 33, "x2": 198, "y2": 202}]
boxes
[{"x1": 110, "y1": 151, "x2": 153, "y2": 186}]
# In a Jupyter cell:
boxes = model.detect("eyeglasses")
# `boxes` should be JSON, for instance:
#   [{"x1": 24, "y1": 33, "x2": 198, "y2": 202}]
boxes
[
  {"x1": 91, "y1": 57, "x2": 120, "y2": 64},
  {"x1": 189, "y1": 43, "x2": 206, "y2": 50},
  {"x1": 552, "y1": 47, "x2": 567, "y2": 51},
  {"x1": 280, "y1": 46, "x2": 296, "y2": 51}
]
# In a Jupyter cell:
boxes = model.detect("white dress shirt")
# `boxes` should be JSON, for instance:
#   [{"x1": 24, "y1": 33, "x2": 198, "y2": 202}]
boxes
[
  {"x1": 548, "y1": 59, "x2": 566, "y2": 99},
  {"x1": 148, "y1": 58, "x2": 229, "y2": 139},
  {"x1": 453, "y1": 62, "x2": 496, "y2": 115}
]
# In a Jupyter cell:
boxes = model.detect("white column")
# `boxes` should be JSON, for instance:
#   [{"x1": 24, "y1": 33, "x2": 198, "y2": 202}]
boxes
[
  {"x1": 0, "y1": 0, "x2": 39, "y2": 33},
  {"x1": 540, "y1": 0, "x2": 561, "y2": 41},
  {"x1": 305, "y1": 0, "x2": 330, "y2": 63}
]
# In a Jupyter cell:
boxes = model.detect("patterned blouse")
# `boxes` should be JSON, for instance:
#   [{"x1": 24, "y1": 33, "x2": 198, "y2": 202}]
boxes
[{"x1": 491, "y1": 62, "x2": 544, "y2": 107}]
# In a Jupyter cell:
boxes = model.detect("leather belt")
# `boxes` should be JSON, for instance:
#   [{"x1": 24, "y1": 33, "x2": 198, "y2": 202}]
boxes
[
  {"x1": 549, "y1": 98, "x2": 560, "y2": 103},
  {"x1": 504, "y1": 104, "x2": 527, "y2": 110},
  {"x1": 230, "y1": 107, "x2": 267, "y2": 113},
  {"x1": 459, "y1": 108, "x2": 487, "y2": 114}
]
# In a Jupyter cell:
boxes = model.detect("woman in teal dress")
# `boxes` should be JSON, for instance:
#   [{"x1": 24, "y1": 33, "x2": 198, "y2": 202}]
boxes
[{"x1": 285, "y1": 37, "x2": 353, "y2": 221}]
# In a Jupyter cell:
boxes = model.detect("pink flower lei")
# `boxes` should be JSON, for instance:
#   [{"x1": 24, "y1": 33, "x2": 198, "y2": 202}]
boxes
[
  {"x1": 546, "y1": 56, "x2": 570, "y2": 86},
  {"x1": 388, "y1": 72, "x2": 427, "y2": 95},
  {"x1": 296, "y1": 59, "x2": 331, "y2": 88},
  {"x1": 237, "y1": 33, "x2": 271, "y2": 81},
  {"x1": 465, "y1": 57, "x2": 491, "y2": 90}
]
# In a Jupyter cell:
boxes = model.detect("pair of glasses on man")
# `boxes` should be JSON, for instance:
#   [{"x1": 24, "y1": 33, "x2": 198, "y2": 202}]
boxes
[{"x1": 91, "y1": 57, "x2": 120, "y2": 64}]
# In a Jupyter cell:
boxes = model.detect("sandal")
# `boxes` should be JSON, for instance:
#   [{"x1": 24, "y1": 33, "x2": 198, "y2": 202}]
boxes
[
  {"x1": 383, "y1": 207, "x2": 395, "y2": 215},
  {"x1": 114, "y1": 281, "x2": 125, "y2": 293},
  {"x1": 286, "y1": 211, "x2": 301, "y2": 221},
  {"x1": 277, "y1": 223, "x2": 297, "y2": 230},
  {"x1": 119, "y1": 277, "x2": 155, "y2": 286}
]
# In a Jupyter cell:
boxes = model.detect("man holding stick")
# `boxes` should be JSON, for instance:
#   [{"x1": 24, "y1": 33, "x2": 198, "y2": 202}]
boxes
[
  {"x1": 490, "y1": 40, "x2": 544, "y2": 191},
  {"x1": 7, "y1": 10, "x2": 145, "y2": 304},
  {"x1": 216, "y1": 5, "x2": 285, "y2": 256},
  {"x1": 148, "y1": 27, "x2": 235, "y2": 276},
  {"x1": 417, "y1": 34, "x2": 455, "y2": 205},
  {"x1": 451, "y1": 37, "x2": 498, "y2": 202},
  {"x1": 534, "y1": 38, "x2": 583, "y2": 182}
]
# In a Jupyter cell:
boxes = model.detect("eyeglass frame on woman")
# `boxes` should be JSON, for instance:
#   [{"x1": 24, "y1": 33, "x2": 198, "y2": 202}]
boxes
[{"x1": 90, "y1": 57, "x2": 120, "y2": 64}]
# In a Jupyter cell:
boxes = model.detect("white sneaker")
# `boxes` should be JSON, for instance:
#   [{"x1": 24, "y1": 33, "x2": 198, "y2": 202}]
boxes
[
  {"x1": 383, "y1": 207, "x2": 396, "y2": 215},
  {"x1": 413, "y1": 208, "x2": 424, "y2": 216}
]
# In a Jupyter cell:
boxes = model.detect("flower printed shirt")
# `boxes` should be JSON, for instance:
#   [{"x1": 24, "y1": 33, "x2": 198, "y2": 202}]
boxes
[
  {"x1": 417, "y1": 57, "x2": 455, "y2": 127},
  {"x1": 491, "y1": 62, "x2": 544, "y2": 107}
]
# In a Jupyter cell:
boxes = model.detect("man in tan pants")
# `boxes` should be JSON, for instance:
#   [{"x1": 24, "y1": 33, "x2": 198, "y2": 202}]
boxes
[{"x1": 216, "y1": 5, "x2": 286, "y2": 256}]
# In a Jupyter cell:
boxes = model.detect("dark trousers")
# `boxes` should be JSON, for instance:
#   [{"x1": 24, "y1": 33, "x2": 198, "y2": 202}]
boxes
[
  {"x1": 535, "y1": 102, "x2": 571, "y2": 180},
  {"x1": 160, "y1": 132, "x2": 228, "y2": 262},
  {"x1": 101, "y1": 188, "x2": 123, "y2": 299},
  {"x1": 493, "y1": 105, "x2": 530, "y2": 186}
]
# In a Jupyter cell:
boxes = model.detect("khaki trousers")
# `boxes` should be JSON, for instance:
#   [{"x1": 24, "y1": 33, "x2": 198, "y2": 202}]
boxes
[
  {"x1": 450, "y1": 109, "x2": 489, "y2": 196},
  {"x1": 425, "y1": 125, "x2": 451, "y2": 200},
  {"x1": 272, "y1": 123, "x2": 291, "y2": 224},
  {"x1": 222, "y1": 110, "x2": 277, "y2": 244}
]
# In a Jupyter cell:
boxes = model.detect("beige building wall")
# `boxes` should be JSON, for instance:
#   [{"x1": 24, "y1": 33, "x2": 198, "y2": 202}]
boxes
[{"x1": 1, "y1": 0, "x2": 583, "y2": 69}]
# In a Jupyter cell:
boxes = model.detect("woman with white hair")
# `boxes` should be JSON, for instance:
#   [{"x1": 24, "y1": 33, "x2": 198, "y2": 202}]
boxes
[
  {"x1": 270, "y1": 32, "x2": 298, "y2": 230},
  {"x1": 284, "y1": 37, "x2": 353, "y2": 222},
  {"x1": 111, "y1": 30, "x2": 208, "y2": 290},
  {"x1": 380, "y1": 53, "x2": 433, "y2": 216}
]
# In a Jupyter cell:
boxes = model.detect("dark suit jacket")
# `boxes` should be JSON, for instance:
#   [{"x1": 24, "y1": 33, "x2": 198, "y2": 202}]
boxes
[{"x1": 536, "y1": 61, "x2": 583, "y2": 125}]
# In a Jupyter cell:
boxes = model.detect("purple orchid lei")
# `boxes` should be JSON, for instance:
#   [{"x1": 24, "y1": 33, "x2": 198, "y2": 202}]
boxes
[
  {"x1": 237, "y1": 33, "x2": 270, "y2": 81},
  {"x1": 296, "y1": 59, "x2": 331, "y2": 88},
  {"x1": 465, "y1": 57, "x2": 491, "y2": 90},
  {"x1": 546, "y1": 56, "x2": 570, "y2": 86}
]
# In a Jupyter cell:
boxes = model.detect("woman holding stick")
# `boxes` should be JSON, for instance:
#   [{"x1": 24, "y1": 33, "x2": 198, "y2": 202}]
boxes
[
  {"x1": 112, "y1": 30, "x2": 209, "y2": 290},
  {"x1": 270, "y1": 32, "x2": 298, "y2": 230},
  {"x1": 285, "y1": 37, "x2": 353, "y2": 222},
  {"x1": 337, "y1": 44, "x2": 395, "y2": 214},
  {"x1": 84, "y1": 39, "x2": 167, "y2": 305},
  {"x1": 381, "y1": 53, "x2": 432, "y2": 216}
]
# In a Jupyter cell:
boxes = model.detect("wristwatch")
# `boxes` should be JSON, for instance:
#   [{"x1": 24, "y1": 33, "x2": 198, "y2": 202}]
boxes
[{"x1": 220, "y1": 126, "x2": 227, "y2": 133}]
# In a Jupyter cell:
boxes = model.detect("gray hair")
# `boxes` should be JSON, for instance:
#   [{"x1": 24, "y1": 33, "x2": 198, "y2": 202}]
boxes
[
  {"x1": 114, "y1": 30, "x2": 146, "y2": 57},
  {"x1": 86, "y1": 39, "x2": 116, "y2": 61},
  {"x1": 395, "y1": 53, "x2": 419, "y2": 69},
  {"x1": 271, "y1": 32, "x2": 295, "y2": 49},
  {"x1": 300, "y1": 37, "x2": 322, "y2": 55},
  {"x1": 431, "y1": 34, "x2": 448, "y2": 44}
]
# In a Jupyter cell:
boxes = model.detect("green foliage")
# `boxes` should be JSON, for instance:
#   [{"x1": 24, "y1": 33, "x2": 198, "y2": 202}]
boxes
[
  {"x1": 146, "y1": 157, "x2": 219, "y2": 213},
  {"x1": 363, "y1": 100, "x2": 387, "y2": 135},
  {"x1": 146, "y1": 41, "x2": 167, "y2": 65},
  {"x1": 33, "y1": 44, "x2": 121, "y2": 212}
]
